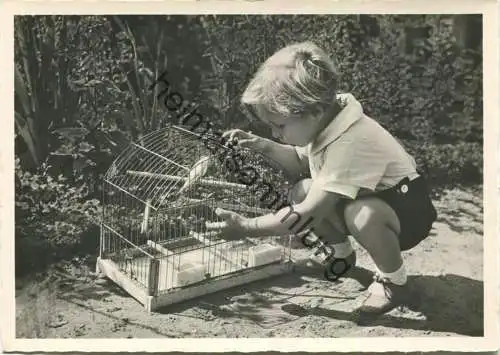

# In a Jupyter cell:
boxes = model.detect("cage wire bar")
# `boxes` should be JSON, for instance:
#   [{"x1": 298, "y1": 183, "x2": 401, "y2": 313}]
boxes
[{"x1": 98, "y1": 125, "x2": 294, "y2": 311}]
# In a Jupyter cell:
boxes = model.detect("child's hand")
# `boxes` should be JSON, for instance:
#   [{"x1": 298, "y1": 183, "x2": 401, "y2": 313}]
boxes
[
  {"x1": 222, "y1": 129, "x2": 266, "y2": 151},
  {"x1": 205, "y1": 208, "x2": 250, "y2": 240}
]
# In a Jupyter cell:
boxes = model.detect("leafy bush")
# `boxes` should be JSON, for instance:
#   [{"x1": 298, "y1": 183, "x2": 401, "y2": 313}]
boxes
[
  {"x1": 15, "y1": 157, "x2": 101, "y2": 275},
  {"x1": 402, "y1": 141, "x2": 482, "y2": 186}
]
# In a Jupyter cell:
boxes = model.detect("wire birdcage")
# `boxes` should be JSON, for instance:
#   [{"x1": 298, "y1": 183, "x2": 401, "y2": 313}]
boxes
[{"x1": 97, "y1": 125, "x2": 294, "y2": 311}]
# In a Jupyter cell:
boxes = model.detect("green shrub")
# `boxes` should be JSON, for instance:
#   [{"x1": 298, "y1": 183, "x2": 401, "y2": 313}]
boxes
[
  {"x1": 402, "y1": 141, "x2": 482, "y2": 187},
  {"x1": 15, "y1": 157, "x2": 101, "y2": 275}
]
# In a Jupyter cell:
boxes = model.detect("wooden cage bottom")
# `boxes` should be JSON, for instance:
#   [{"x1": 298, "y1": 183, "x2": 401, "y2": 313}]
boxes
[
  {"x1": 96, "y1": 239, "x2": 295, "y2": 312},
  {"x1": 96, "y1": 257, "x2": 294, "y2": 312}
]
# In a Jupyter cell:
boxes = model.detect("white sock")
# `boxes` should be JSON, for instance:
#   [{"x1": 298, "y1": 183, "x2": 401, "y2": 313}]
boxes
[
  {"x1": 331, "y1": 240, "x2": 354, "y2": 259},
  {"x1": 380, "y1": 263, "x2": 407, "y2": 285}
]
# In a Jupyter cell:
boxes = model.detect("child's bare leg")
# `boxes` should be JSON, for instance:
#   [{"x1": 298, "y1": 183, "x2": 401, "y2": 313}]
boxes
[
  {"x1": 343, "y1": 197, "x2": 409, "y2": 314},
  {"x1": 343, "y1": 197, "x2": 403, "y2": 273}
]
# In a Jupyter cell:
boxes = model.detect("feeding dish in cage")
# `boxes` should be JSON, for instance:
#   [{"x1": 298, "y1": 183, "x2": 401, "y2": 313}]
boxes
[{"x1": 97, "y1": 125, "x2": 294, "y2": 312}]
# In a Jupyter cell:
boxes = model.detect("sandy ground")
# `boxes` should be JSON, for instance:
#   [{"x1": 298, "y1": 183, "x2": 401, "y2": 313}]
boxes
[{"x1": 16, "y1": 187, "x2": 484, "y2": 338}]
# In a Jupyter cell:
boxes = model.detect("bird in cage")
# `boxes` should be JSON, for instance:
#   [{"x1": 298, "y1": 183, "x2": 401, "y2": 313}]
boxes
[{"x1": 178, "y1": 155, "x2": 212, "y2": 195}]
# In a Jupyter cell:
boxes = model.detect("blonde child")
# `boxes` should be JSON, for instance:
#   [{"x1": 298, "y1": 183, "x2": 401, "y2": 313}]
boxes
[{"x1": 206, "y1": 42, "x2": 437, "y2": 315}]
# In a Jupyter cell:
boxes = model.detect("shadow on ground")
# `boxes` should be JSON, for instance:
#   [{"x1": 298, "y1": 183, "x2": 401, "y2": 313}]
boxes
[{"x1": 157, "y1": 265, "x2": 483, "y2": 336}]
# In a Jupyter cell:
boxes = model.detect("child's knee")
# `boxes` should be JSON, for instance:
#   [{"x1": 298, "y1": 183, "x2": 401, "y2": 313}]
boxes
[
  {"x1": 345, "y1": 204, "x2": 373, "y2": 235},
  {"x1": 344, "y1": 198, "x2": 400, "y2": 236},
  {"x1": 287, "y1": 178, "x2": 313, "y2": 204}
]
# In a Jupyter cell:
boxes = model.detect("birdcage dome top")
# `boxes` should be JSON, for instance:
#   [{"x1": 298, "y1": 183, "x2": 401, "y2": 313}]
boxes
[{"x1": 104, "y1": 125, "x2": 258, "y2": 209}]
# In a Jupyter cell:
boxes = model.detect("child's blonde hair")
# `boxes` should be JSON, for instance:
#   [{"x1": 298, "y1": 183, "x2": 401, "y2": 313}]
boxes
[{"x1": 241, "y1": 42, "x2": 338, "y2": 117}]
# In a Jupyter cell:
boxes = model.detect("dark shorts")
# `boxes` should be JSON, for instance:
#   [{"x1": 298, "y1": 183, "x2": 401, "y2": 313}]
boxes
[
  {"x1": 375, "y1": 175, "x2": 437, "y2": 251},
  {"x1": 339, "y1": 175, "x2": 438, "y2": 251}
]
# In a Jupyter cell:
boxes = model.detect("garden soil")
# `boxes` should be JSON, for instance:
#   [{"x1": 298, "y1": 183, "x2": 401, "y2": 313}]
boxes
[{"x1": 16, "y1": 187, "x2": 484, "y2": 338}]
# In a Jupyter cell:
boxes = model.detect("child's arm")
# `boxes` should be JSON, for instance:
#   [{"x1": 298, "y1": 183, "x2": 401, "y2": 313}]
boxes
[
  {"x1": 243, "y1": 183, "x2": 343, "y2": 237},
  {"x1": 260, "y1": 138, "x2": 309, "y2": 181},
  {"x1": 207, "y1": 183, "x2": 345, "y2": 239},
  {"x1": 223, "y1": 129, "x2": 309, "y2": 181}
]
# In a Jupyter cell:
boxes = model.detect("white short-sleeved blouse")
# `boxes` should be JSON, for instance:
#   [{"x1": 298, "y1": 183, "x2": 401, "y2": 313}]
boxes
[{"x1": 295, "y1": 93, "x2": 419, "y2": 199}]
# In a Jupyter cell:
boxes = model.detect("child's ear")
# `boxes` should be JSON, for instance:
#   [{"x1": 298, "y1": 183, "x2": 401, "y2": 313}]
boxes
[{"x1": 311, "y1": 106, "x2": 324, "y2": 121}]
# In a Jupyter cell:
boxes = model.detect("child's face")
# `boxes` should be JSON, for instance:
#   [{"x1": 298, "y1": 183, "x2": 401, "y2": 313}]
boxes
[{"x1": 255, "y1": 105, "x2": 321, "y2": 147}]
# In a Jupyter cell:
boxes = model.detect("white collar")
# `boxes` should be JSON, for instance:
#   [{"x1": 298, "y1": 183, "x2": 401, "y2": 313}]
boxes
[{"x1": 309, "y1": 93, "x2": 363, "y2": 155}]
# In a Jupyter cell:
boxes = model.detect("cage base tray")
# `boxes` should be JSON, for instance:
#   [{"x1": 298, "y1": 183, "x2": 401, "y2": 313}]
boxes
[{"x1": 96, "y1": 256, "x2": 294, "y2": 313}]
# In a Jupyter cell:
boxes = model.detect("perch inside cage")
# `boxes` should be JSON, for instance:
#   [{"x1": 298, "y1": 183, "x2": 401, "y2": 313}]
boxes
[{"x1": 97, "y1": 125, "x2": 294, "y2": 312}]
